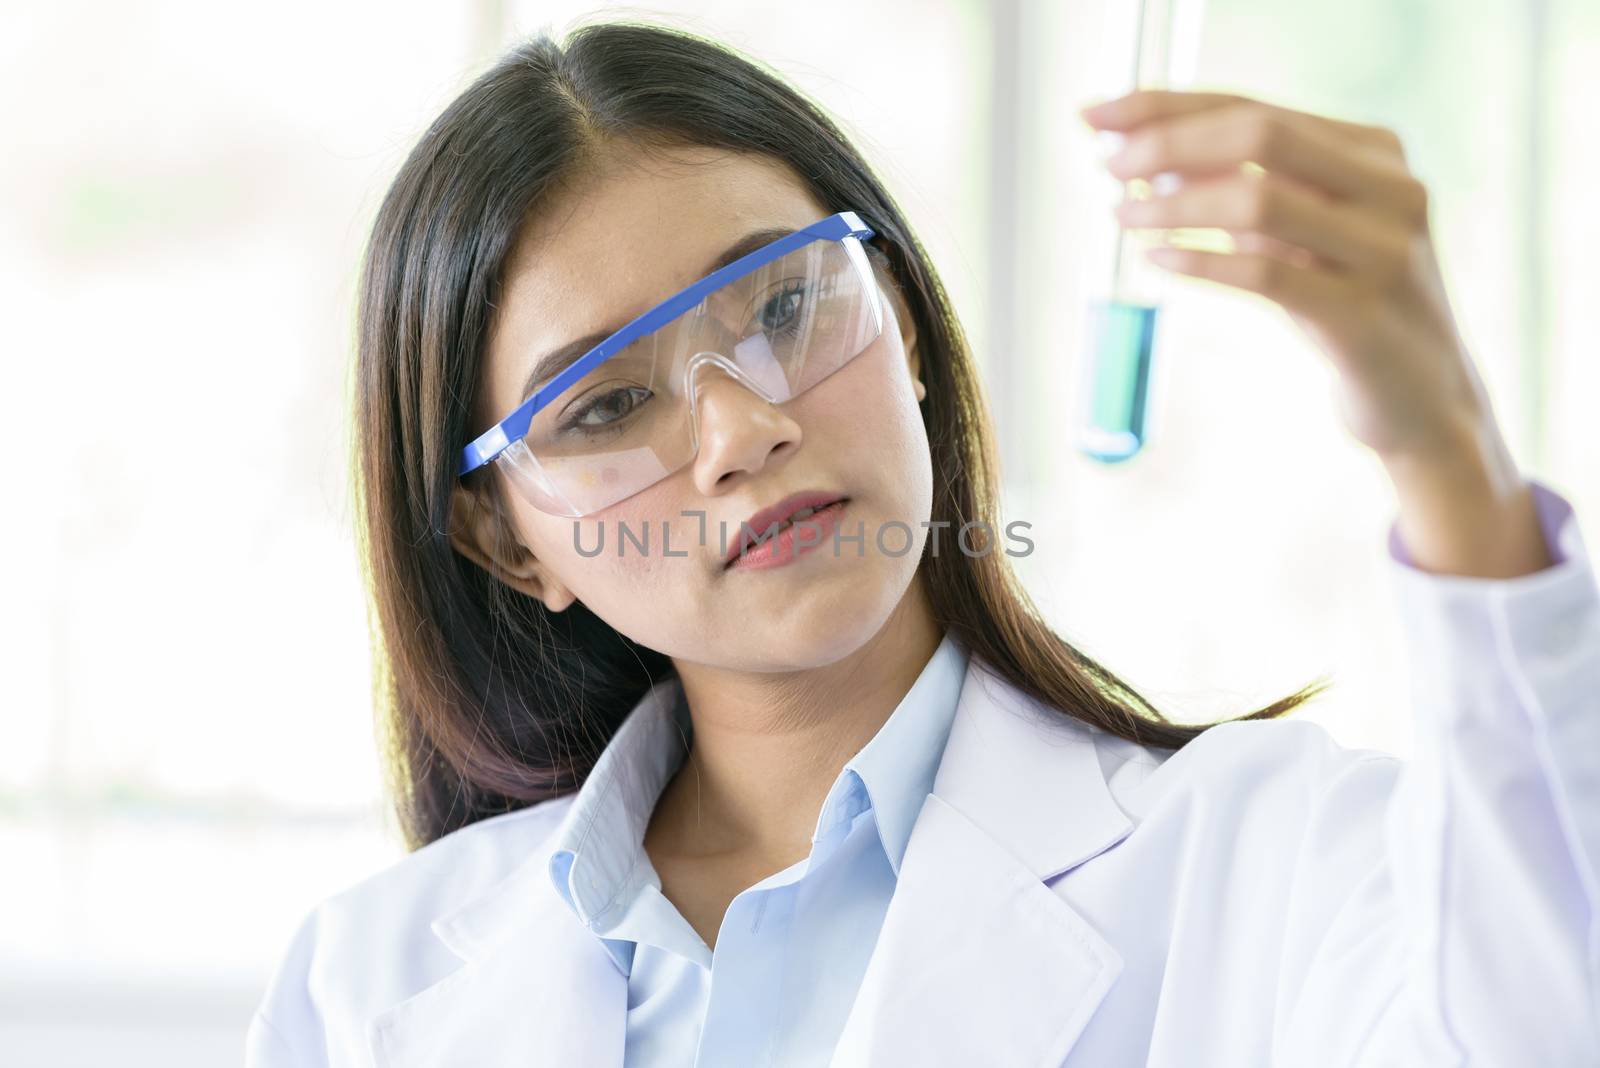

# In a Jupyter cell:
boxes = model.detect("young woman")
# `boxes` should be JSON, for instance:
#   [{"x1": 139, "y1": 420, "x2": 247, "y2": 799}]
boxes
[{"x1": 246, "y1": 20, "x2": 1599, "y2": 1068}]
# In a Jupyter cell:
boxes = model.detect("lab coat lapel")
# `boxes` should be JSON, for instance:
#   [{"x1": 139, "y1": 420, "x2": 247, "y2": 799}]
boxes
[
  {"x1": 830, "y1": 658, "x2": 1135, "y2": 1067},
  {"x1": 368, "y1": 656, "x2": 1135, "y2": 1068},
  {"x1": 366, "y1": 833, "x2": 628, "y2": 1068}
]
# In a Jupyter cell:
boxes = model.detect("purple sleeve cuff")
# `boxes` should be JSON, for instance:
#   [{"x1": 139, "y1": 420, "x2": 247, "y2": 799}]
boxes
[{"x1": 1386, "y1": 477, "x2": 1576, "y2": 572}]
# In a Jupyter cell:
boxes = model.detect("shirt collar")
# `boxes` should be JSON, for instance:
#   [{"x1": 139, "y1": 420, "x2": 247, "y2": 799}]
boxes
[
  {"x1": 546, "y1": 673, "x2": 689, "y2": 934},
  {"x1": 820, "y1": 629, "x2": 969, "y2": 875},
  {"x1": 546, "y1": 629, "x2": 971, "y2": 933}
]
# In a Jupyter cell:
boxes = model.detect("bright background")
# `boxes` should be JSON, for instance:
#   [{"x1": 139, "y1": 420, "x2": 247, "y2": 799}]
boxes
[{"x1": 4, "y1": 1, "x2": 1596, "y2": 1063}]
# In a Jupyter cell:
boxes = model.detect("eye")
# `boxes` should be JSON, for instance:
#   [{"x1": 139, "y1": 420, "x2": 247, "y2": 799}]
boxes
[
  {"x1": 560, "y1": 384, "x2": 652, "y2": 434},
  {"x1": 757, "y1": 280, "x2": 809, "y2": 337}
]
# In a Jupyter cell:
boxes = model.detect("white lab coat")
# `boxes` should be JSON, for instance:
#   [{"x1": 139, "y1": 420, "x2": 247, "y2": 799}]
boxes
[{"x1": 246, "y1": 503, "x2": 1600, "y2": 1067}]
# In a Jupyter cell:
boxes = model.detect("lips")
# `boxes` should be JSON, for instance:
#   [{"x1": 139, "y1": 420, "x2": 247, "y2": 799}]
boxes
[{"x1": 724, "y1": 489, "x2": 850, "y2": 567}]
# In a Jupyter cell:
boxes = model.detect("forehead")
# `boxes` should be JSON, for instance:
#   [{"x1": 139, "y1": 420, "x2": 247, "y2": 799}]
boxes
[{"x1": 483, "y1": 145, "x2": 832, "y2": 414}]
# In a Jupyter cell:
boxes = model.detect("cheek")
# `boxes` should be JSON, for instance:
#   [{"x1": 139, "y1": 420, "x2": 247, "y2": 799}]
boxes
[
  {"x1": 550, "y1": 502, "x2": 714, "y2": 654},
  {"x1": 794, "y1": 331, "x2": 917, "y2": 430},
  {"x1": 835, "y1": 342, "x2": 935, "y2": 527},
  {"x1": 522, "y1": 487, "x2": 704, "y2": 594},
  {"x1": 823, "y1": 336, "x2": 929, "y2": 466}
]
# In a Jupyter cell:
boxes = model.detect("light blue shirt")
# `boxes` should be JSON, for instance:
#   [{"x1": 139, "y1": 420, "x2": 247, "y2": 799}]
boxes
[{"x1": 545, "y1": 629, "x2": 971, "y2": 1067}]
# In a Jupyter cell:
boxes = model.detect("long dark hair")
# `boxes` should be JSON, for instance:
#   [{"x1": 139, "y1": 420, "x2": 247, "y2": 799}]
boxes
[{"x1": 351, "y1": 18, "x2": 1331, "y2": 851}]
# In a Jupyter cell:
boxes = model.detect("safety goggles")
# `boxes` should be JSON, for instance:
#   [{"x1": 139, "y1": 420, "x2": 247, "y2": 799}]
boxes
[{"x1": 457, "y1": 211, "x2": 884, "y2": 517}]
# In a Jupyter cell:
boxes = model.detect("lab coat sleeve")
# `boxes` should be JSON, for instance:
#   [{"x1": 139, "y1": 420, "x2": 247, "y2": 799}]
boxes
[
  {"x1": 245, "y1": 904, "x2": 330, "y2": 1068},
  {"x1": 1272, "y1": 478, "x2": 1600, "y2": 1066}
]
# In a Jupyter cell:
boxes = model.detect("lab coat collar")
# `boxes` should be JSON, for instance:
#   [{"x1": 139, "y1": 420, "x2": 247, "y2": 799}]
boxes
[{"x1": 366, "y1": 653, "x2": 1136, "y2": 1067}]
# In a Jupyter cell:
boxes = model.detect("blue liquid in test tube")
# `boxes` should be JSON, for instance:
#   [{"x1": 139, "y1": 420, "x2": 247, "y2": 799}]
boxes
[
  {"x1": 1075, "y1": 0, "x2": 1203, "y2": 465},
  {"x1": 1080, "y1": 299, "x2": 1159, "y2": 463}
]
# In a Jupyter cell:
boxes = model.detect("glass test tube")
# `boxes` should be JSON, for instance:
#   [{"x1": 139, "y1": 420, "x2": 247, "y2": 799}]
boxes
[{"x1": 1075, "y1": 0, "x2": 1207, "y2": 464}]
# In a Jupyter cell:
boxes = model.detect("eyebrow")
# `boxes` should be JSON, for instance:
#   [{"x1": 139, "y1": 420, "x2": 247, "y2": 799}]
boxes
[{"x1": 516, "y1": 226, "x2": 801, "y2": 403}]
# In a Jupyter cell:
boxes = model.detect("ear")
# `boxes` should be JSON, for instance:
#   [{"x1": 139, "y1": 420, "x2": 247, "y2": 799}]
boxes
[
  {"x1": 881, "y1": 278, "x2": 926, "y2": 403},
  {"x1": 447, "y1": 481, "x2": 577, "y2": 612}
]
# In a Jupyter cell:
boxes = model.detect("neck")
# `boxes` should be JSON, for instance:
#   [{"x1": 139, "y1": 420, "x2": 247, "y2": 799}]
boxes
[{"x1": 654, "y1": 579, "x2": 943, "y2": 864}]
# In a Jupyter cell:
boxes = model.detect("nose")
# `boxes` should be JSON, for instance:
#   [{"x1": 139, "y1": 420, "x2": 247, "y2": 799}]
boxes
[{"x1": 687, "y1": 360, "x2": 802, "y2": 497}]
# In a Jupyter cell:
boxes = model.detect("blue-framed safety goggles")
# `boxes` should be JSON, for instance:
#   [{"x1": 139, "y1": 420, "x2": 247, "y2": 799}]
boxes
[{"x1": 457, "y1": 210, "x2": 884, "y2": 517}]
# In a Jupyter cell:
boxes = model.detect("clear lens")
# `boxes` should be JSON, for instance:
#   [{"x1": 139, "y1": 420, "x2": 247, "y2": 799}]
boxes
[{"x1": 494, "y1": 235, "x2": 883, "y2": 517}]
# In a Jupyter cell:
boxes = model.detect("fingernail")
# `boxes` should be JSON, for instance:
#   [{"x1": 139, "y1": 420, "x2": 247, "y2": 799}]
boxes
[
  {"x1": 1096, "y1": 130, "x2": 1126, "y2": 157},
  {"x1": 1151, "y1": 171, "x2": 1183, "y2": 197}
]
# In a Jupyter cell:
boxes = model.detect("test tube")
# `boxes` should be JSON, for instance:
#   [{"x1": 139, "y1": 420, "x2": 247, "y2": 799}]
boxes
[{"x1": 1075, "y1": 0, "x2": 1207, "y2": 464}]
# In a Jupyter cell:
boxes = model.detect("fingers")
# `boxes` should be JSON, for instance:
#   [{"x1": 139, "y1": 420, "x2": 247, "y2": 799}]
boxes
[
  {"x1": 1144, "y1": 244, "x2": 1351, "y2": 325},
  {"x1": 1312, "y1": 116, "x2": 1408, "y2": 162},
  {"x1": 1230, "y1": 231, "x2": 1320, "y2": 271},
  {"x1": 1080, "y1": 88, "x2": 1250, "y2": 127},
  {"x1": 1115, "y1": 170, "x2": 1412, "y2": 277},
  {"x1": 1085, "y1": 91, "x2": 1427, "y2": 231},
  {"x1": 1083, "y1": 88, "x2": 1403, "y2": 163},
  {"x1": 1104, "y1": 106, "x2": 1424, "y2": 226}
]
